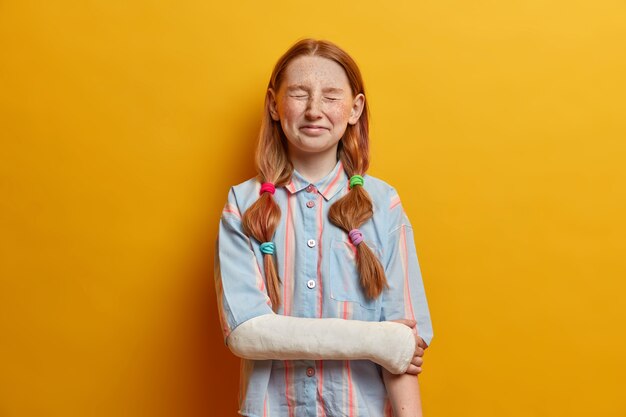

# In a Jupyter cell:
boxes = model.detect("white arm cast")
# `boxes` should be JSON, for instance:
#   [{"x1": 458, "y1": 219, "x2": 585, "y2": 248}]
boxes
[{"x1": 226, "y1": 313, "x2": 415, "y2": 375}]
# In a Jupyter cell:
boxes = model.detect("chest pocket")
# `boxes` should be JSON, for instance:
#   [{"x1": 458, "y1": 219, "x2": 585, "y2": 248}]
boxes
[{"x1": 328, "y1": 238, "x2": 382, "y2": 318}]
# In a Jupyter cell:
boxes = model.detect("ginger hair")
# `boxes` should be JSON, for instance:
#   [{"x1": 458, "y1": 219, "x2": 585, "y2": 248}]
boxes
[{"x1": 241, "y1": 38, "x2": 388, "y2": 311}]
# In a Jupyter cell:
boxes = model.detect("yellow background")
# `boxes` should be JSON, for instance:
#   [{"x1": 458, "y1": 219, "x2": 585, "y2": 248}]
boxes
[{"x1": 1, "y1": 1, "x2": 625, "y2": 416}]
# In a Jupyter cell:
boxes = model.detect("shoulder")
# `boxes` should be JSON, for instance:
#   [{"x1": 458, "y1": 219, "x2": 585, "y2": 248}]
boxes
[
  {"x1": 221, "y1": 176, "x2": 260, "y2": 221},
  {"x1": 230, "y1": 176, "x2": 260, "y2": 199},
  {"x1": 362, "y1": 173, "x2": 400, "y2": 209},
  {"x1": 363, "y1": 173, "x2": 411, "y2": 231}
]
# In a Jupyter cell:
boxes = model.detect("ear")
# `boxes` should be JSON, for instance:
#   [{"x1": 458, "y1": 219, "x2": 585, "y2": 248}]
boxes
[
  {"x1": 268, "y1": 88, "x2": 280, "y2": 121},
  {"x1": 348, "y1": 93, "x2": 365, "y2": 125}
]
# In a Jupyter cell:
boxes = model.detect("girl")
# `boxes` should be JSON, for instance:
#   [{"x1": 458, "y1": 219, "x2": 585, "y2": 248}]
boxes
[{"x1": 215, "y1": 38, "x2": 434, "y2": 417}]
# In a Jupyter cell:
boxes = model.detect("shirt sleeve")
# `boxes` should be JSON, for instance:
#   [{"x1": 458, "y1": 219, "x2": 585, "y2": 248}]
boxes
[
  {"x1": 214, "y1": 187, "x2": 274, "y2": 344},
  {"x1": 380, "y1": 188, "x2": 434, "y2": 347}
]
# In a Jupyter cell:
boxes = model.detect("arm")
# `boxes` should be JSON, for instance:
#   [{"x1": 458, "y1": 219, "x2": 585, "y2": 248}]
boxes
[
  {"x1": 226, "y1": 313, "x2": 416, "y2": 374},
  {"x1": 382, "y1": 319, "x2": 425, "y2": 416},
  {"x1": 382, "y1": 370, "x2": 422, "y2": 417},
  {"x1": 382, "y1": 320, "x2": 426, "y2": 416},
  {"x1": 381, "y1": 188, "x2": 434, "y2": 349},
  {"x1": 380, "y1": 188, "x2": 434, "y2": 416}
]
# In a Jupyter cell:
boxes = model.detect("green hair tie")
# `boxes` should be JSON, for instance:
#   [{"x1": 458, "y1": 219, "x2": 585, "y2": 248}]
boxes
[
  {"x1": 260, "y1": 242, "x2": 275, "y2": 255},
  {"x1": 349, "y1": 175, "x2": 364, "y2": 189}
]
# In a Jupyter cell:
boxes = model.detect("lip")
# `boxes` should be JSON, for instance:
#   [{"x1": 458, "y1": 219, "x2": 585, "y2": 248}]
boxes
[
  {"x1": 300, "y1": 125, "x2": 329, "y2": 130},
  {"x1": 299, "y1": 125, "x2": 329, "y2": 134},
  {"x1": 299, "y1": 125, "x2": 329, "y2": 136}
]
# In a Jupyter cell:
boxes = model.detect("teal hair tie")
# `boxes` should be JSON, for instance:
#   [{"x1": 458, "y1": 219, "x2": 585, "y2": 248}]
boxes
[
  {"x1": 349, "y1": 175, "x2": 364, "y2": 189},
  {"x1": 260, "y1": 242, "x2": 275, "y2": 255}
]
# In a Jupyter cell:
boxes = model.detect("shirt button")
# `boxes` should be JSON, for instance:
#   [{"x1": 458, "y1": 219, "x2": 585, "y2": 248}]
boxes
[
  {"x1": 307, "y1": 239, "x2": 316, "y2": 248},
  {"x1": 305, "y1": 184, "x2": 316, "y2": 193},
  {"x1": 306, "y1": 200, "x2": 315, "y2": 208},
  {"x1": 306, "y1": 279, "x2": 316, "y2": 289},
  {"x1": 306, "y1": 367, "x2": 315, "y2": 377}
]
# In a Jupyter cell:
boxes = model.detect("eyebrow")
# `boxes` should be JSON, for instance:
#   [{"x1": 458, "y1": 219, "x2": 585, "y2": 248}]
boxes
[{"x1": 285, "y1": 84, "x2": 345, "y2": 93}]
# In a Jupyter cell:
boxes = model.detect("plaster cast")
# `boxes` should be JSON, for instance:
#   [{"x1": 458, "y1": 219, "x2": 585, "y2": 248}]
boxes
[{"x1": 226, "y1": 313, "x2": 416, "y2": 374}]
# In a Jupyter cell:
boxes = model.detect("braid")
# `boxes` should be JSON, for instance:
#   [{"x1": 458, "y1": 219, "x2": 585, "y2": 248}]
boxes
[
  {"x1": 241, "y1": 92, "x2": 293, "y2": 312},
  {"x1": 242, "y1": 187, "x2": 283, "y2": 311},
  {"x1": 328, "y1": 127, "x2": 388, "y2": 299}
]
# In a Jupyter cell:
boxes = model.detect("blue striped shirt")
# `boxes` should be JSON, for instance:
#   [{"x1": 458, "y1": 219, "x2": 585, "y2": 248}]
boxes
[{"x1": 215, "y1": 159, "x2": 434, "y2": 417}]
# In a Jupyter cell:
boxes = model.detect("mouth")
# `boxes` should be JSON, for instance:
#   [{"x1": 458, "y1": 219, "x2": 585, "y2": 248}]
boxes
[{"x1": 299, "y1": 125, "x2": 329, "y2": 134}]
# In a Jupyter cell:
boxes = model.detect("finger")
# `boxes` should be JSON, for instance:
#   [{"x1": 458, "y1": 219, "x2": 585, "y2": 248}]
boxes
[
  {"x1": 393, "y1": 319, "x2": 417, "y2": 328},
  {"x1": 412, "y1": 356, "x2": 423, "y2": 367},
  {"x1": 414, "y1": 347, "x2": 425, "y2": 357},
  {"x1": 405, "y1": 364, "x2": 422, "y2": 375},
  {"x1": 417, "y1": 337, "x2": 428, "y2": 349}
]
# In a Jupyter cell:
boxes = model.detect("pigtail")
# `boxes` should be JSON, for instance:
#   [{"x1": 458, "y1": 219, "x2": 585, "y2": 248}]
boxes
[
  {"x1": 328, "y1": 95, "x2": 389, "y2": 300},
  {"x1": 241, "y1": 91, "x2": 293, "y2": 312},
  {"x1": 242, "y1": 191, "x2": 281, "y2": 310},
  {"x1": 328, "y1": 184, "x2": 388, "y2": 299}
]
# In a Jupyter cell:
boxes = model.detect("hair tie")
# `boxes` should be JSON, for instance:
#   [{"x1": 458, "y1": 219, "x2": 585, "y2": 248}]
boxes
[
  {"x1": 348, "y1": 229, "x2": 364, "y2": 246},
  {"x1": 260, "y1": 242, "x2": 276, "y2": 255},
  {"x1": 259, "y1": 182, "x2": 276, "y2": 195},
  {"x1": 349, "y1": 175, "x2": 364, "y2": 189}
]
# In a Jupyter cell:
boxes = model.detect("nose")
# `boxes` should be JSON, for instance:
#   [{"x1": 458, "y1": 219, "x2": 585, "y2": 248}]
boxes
[{"x1": 305, "y1": 95, "x2": 323, "y2": 119}]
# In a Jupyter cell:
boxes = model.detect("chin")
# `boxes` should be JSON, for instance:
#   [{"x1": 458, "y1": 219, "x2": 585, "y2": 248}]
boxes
[
  {"x1": 304, "y1": 140, "x2": 339, "y2": 151},
  {"x1": 290, "y1": 142, "x2": 337, "y2": 156}
]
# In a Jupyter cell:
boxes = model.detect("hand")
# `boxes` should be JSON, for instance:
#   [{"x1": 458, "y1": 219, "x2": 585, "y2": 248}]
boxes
[{"x1": 390, "y1": 319, "x2": 426, "y2": 375}]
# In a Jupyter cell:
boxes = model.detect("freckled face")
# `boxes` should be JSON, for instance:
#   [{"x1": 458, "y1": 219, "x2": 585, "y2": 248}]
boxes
[{"x1": 268, "y1": 55, "x2": 364, "y2": 157}]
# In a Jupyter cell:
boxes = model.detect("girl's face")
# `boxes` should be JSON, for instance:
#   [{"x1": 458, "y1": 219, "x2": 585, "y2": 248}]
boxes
[{"x1": 268, "y1": 55, "x2": 365, "y2": 159}]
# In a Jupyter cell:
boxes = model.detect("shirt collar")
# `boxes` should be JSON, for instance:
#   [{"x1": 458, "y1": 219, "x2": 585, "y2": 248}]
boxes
[{"x1": 284, "y1": 159, "x2": 348, "y2": 201}]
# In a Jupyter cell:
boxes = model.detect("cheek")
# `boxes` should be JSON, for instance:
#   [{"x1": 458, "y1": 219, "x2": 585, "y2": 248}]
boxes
[
  {"x1": 326, "y1": 104, "x2": 352, "y2": 124},
  {"x1": 280, "y1": 101, "x2": 306, "y2": 122}
]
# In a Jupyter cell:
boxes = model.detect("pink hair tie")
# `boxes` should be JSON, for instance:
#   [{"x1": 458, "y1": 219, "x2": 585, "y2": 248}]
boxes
[
  {"x1": 259, "y1": 182, "x2": 276, "y2": 195},
  {"x1": 348, "y1": 229, "x2": 364, "y2": 246}
]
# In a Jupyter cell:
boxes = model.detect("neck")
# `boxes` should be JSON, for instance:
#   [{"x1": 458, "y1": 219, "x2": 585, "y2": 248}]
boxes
[{"x1": 288, "y1": 145, "x2": 339, "y2": 183}]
